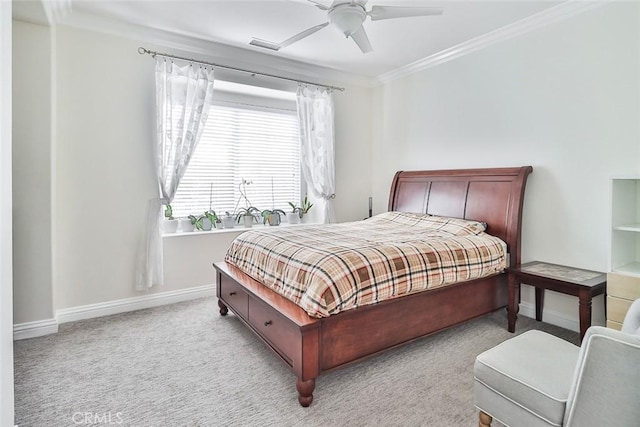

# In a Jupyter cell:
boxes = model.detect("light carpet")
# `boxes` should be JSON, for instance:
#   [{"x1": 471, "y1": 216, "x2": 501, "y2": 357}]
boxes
[{"x1": 14, "y1": 297, "x2": 579, "y2": 427}]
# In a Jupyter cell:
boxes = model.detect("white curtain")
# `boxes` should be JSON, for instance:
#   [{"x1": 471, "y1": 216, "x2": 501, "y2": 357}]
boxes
[
  {"x1": 136, "y1": 59, "x2": 215, "y2": 290},
  {"x1": 296, "y1": 85, "x2": 336, "y2": 224}
]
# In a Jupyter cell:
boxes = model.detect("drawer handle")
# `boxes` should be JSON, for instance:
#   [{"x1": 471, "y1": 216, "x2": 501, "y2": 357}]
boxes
[
  {"x1": 264, "y1": 320, "x2": 273, "y2": 327},
  {"x1": 229, "y1": 292, "x2": 237, "y2": 296}
]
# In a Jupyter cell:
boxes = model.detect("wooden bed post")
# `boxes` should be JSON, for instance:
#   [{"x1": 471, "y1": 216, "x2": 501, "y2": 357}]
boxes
[
  {"x1": 296, "y1": 379, "x2": 315, "y2": 407},
  {"x1": 294, "y1": 324, "x2": 320, "y2": 406}
]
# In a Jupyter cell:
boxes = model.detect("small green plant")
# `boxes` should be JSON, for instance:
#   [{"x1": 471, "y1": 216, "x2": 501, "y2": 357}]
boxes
[
  {"x1": 288, "y1": 202, "x2": 303, "y2": 219},
  {"x1": 204, "y1": 210, "x2": 218, "y2": 224},
  {"x1": 261, "y1": 209, "x2": 286, "y2": 225},
  {"x1": 164, "y1": 204, "x2": 174, "y2": 220},
  {"x1": 189, "y1": 210, "x2": 218, "y2": 230},
  {"x1": 301, "y1": 195, "x2": 313, "y2": 214}
]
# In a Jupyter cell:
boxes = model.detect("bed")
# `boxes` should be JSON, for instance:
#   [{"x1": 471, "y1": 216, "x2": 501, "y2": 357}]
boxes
[{"x1": 213, "y1": 166, "x2": 533, "y2": 406}]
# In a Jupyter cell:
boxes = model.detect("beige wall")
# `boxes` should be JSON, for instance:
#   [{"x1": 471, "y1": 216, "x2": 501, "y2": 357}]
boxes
[
  {"x1": 12, "y1": 20, "x2": 54, "y2": 324},
  {"x1": 54, "y1": 26, "x2": 156, "y2": 310},
  {"x1": 333, "y1": 85, "x2": 373, "y2": 221},
  {"x1": 163, "y1": 231, "x2": 242, "y2": 289},
  {"x1": 371, "y1": 2, "x2": 640, "y2": 329}
]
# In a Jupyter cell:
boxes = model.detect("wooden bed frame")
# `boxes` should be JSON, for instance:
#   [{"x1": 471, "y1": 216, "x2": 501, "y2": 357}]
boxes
[{"x1": 214, "y1": 166, "x2": 532, "y2": 407}]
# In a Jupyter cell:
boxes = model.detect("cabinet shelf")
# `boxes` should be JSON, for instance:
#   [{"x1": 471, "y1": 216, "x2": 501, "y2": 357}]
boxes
[
  {"x1": 611, "y1": 179, "x2": 640, "y2": 272},
  {"x1": 612, "y1": 262, "x2": 640, "y2": 277}
]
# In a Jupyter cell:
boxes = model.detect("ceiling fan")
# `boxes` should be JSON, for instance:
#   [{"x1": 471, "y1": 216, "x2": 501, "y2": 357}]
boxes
[{"x1": 249, "y1": 0, "x2": 443, "y2": 54}]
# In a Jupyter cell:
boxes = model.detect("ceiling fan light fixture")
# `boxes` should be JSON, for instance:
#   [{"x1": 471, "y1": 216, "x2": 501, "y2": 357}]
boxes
[
  {"x1": 251, "y1": 1, "x2": 444, "y2": 54},
  {"x1": 328, "y1": 4, "x2": 366, "y2": 37}
]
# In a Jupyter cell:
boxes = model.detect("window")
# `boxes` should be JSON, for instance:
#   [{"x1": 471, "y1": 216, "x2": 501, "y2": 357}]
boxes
[{"x1": 171, "y1": 82, "x2": 301, "y2": 218}]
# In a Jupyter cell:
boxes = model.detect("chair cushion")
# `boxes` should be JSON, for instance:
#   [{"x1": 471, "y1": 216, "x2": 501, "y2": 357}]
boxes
[{"x1": 474, "y1": 330, "x2": 580, "y2": 426}]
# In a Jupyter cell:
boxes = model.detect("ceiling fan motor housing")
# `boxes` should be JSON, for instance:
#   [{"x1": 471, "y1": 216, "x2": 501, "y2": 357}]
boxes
[{"x1": 328, "y1": 4, "x2": 366, "y2": 37}]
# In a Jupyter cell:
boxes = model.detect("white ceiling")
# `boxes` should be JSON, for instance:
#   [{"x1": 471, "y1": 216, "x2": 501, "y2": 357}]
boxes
[{"x1": 14, "y1": 0, "x2": 568, "y2": 82}]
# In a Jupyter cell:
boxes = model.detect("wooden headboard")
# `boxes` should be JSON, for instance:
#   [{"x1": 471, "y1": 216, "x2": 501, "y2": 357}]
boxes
[{"x1": 388, "y1": 166, "x2": 533, "y2": 267}]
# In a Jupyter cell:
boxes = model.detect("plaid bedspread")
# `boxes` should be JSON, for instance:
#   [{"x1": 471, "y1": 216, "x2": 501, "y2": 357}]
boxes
[{"x1": 225, "y1": 212, "x2": 507, "y2": 318}]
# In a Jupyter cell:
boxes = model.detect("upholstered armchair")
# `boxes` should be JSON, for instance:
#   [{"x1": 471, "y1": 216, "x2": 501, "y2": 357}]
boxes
[{"x1": 473, "y1": 298, "x2": 640, "y2": 427}]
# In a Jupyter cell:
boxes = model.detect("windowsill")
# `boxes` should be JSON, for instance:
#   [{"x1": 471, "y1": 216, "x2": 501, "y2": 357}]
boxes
[{"x1": 162, "y1": 222, "x2": 315, "y2": 238}]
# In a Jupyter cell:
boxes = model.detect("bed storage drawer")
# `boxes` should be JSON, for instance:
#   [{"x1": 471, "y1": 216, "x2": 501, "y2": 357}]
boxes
[
  {"x1": 219, "y1": 276, "x2": 249, "y2": 319},
  {"x1": 248, "y1": 297, "x2": 298, "y2": 364}
]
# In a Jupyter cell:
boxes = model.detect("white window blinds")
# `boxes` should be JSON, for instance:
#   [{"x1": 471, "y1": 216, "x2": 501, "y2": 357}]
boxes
[{"x1": 170, "y1": 99, "x2": 301, "y2": 218}]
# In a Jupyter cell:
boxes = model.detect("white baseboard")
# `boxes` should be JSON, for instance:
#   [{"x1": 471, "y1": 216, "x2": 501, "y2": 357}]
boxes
[
  {"x1": 13, "y1": 318, "x2": 58, "y2": 340},
  {"x1": 14, "y1": 284, "x2": 215, "y2": 340},
  {"x1": 518, "y1": 301, "x2": 580, "y2": 333},
  {"x1": 56, "y1": 284, "x2": 216, "y2": 324}
]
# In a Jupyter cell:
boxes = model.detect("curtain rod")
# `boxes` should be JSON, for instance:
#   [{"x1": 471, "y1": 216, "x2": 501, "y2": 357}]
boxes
[{"x1": 138, "y1": 47, "x2": 345, "y2": 92}]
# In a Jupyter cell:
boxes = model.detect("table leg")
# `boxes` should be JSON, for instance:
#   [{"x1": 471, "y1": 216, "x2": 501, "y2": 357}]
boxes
[
  {"x1": 508, "y1": 273, "x2": 520, "y2": 333},
  {"x1": 578, "y1": 290, "x2": 592, "y2": 342},
  {"x1": 535, "y1": 287, "x2": 544, "y2": 321}
]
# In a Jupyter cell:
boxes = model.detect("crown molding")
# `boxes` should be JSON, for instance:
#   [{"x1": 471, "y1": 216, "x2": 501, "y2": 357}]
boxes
[
  {"x1": 58, "y1": 10, "x2": 378, "y2": 89},
  {"x1": 377, "y1": 0, "x2": 608, "y2": 84}
]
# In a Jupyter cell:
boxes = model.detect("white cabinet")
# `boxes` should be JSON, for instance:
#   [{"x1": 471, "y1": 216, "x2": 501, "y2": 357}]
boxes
[{"x1": 608, "y1": 179, "x2": 640, "y2": 329}]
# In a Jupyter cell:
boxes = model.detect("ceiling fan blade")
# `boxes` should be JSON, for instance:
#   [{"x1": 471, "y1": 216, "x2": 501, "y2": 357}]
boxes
[
  {"x1": 368, "y1": 6, "x2": 443, "y2": 21},
  {"x1": 350, "y1": 25, "x2": 372, "y2": 53},
  {"x1": 307, "y1": 0, "x2": 330, "y2": 11},
  {"x1": 280, "y1": 22, "x2": 330, "y2": 48}
]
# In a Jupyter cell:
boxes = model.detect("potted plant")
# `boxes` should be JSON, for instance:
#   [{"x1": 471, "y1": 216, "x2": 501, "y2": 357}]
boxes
[
  {"x1": 206, "y1": 210, "x2": 222, "y2": 229},
  {"x1": 287, "y1": 202, "x2": 303, "y2": 224},
  {"x1": 189, "y1": 210, "x2": 219, "y2": 231},
  {"x1": 187, "y1": 214, "x2": 199, "y2": 230},
  {"x1": 222, "y1": 211, "x2": 236, "y2": 229},
  {"x1": 261, "y1": 209, "x2": 286, "y2": 226},
  {"x1": 300, "y1": 195, "x2": 313, "y2": 223},
  {"x1": 236, "y1": 206, "x2": 260, "y2": 228},
  {"x1": 163, "y1": 204, "x2": 179, "y2": 233}
]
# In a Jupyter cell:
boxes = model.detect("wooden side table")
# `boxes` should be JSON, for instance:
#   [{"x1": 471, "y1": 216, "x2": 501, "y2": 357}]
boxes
[{"x1": 507, "y1": 261, "x2": 607, "y2": 341}]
